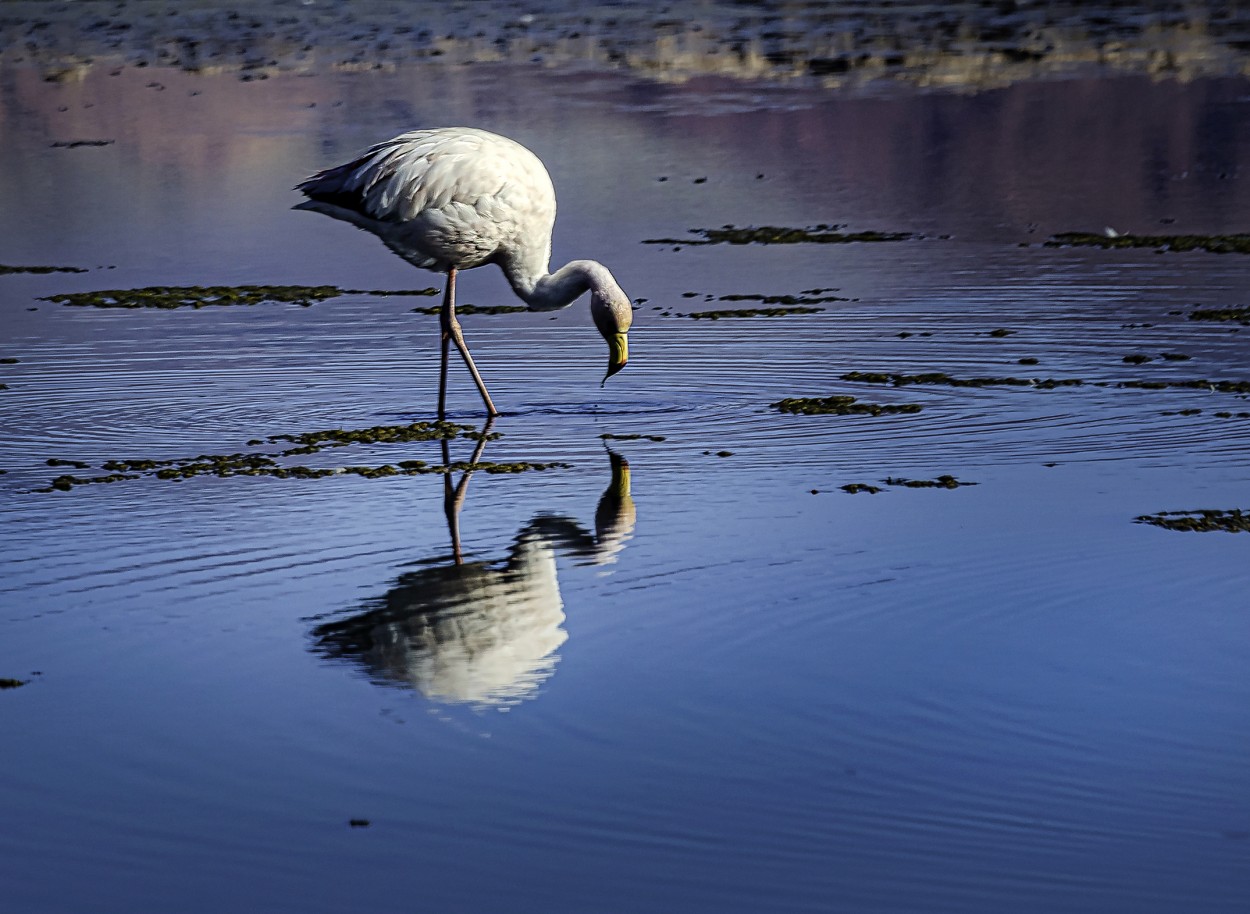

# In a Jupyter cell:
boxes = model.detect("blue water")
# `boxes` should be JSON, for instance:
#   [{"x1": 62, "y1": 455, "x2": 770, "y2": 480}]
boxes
[{"x1": 1, "y1": 61, "x2": 1249, "y2": 913}]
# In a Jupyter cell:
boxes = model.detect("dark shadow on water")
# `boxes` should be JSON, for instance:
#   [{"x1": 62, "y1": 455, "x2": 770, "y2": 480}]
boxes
[{"x1": 309, "y1": 428, "x2": 635, "y2": 708}]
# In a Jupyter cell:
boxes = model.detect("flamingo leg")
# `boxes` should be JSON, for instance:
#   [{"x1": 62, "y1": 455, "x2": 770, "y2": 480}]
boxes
[
  {"x1": 437, "y1": 269, "x2": 454, "y2": 421},
  {"x1": 438, "y1": 266, "x2": 500, "y2": 419}
]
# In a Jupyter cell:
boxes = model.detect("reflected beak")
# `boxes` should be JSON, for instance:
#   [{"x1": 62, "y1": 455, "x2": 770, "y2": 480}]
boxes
[
  {"x1": 608, "y1": 451, "x2": 631, "y2": 498},
  {"x1": 602, "y1": 332, "x2": 629, "y2": 387}
]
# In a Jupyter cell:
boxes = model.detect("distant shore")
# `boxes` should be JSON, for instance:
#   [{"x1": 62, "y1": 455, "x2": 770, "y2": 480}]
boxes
[{"x1": 3, "y1": 0, "x2": 1249, "y2": 92}]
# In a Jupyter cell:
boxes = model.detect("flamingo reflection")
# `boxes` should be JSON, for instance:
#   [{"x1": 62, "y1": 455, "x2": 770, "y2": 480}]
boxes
[{"x1": 310, "y1": 427, "x2": 635, "y2": 709}]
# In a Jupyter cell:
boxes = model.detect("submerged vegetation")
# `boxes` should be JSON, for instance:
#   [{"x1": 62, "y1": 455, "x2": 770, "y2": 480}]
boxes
[
  {"x1": 643, "y1": 225, "x2": 919, "y2": 246},
  {"x1": 772, "y1": 395, "x2": 923, "y2": 416},
  {"x1": 1189, "y1": 307, "x2": 1250, "y2": 325},
  {"x1": 410, "y1": 303, "x2": 528, "y2": 315},
  {"x1": 1116, "y1": 379, "x2": 1250, "y2": 394},
  {"x1": 842, "y1": 371, "x2": 1085, "y2": 389},
  {"x1": 41, "y1": 285, "x2": 439, "y2": 309},
  {"x1": 600, "y1": 433, "x2": 666, "y2": 442},
  {"x1": 689, "y1": 306, "x2": 825, "y2": 319},
  {"x1": 843, "y1": 371, "x2": 1250, "y2": 395},
  {"x1": 0, "y1": 263, "x2": 86, "y2": 275},
  {"x1": 884, "y1": 475, "x2": 976, "y2": 488},
  {"x1": 35, "y1": 421, "x2": 565, "y2": 493},
  {"x1": 670, "y1": 288, "x2": 845, "y2": 319},
  {"x1": 1135, "y1": 509, "x2": 1250, "y2": 533},
  {"x1": 841, "y1": 475, "x2": 975, "y2": 493},
  {"x1": 717, "y1": 290, "x2": 846, "y2": 305},
  {"x1": 266, "y1": 421, "x2": 491, "y2": 450},
  {"x1": 1046, "y1": 232, "x2": 1250, "y2": 255}
]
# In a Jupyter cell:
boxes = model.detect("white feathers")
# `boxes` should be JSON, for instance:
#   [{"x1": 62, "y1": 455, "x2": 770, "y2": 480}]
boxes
[{"x1": 297, "y1": 127, "x2": 556, "y2": 276}]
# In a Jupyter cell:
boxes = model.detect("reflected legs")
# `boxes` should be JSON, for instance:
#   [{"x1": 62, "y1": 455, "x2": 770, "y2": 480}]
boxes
[{"x1": 441, "y1": 417, "x2": 495, "y2": 565}]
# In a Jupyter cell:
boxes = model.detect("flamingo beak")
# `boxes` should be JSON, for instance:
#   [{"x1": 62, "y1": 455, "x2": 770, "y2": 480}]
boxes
[{"x1": 602, "y1": 333, "x2": 629, "y2": 387}]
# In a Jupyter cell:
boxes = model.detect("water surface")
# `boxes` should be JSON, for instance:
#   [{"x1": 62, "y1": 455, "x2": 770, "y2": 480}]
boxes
[{"x1": 2, "y1": 53, "x2": 1249, "y2": 914}]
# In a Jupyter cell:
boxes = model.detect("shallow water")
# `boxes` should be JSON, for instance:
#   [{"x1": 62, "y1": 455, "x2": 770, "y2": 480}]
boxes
[{"x1": 2, "y1": 57, "x2": 1250, "y2": 914}]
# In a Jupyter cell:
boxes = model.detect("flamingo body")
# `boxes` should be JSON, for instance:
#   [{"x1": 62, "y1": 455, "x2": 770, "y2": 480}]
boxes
[{"x1": 295, "y1": 127, "x2": 633, "y2": 417}]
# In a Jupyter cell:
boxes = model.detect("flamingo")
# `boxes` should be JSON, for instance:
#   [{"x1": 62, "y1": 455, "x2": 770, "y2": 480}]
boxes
[{"x1": 295, "y1": 127, "x2": 634, "y2": 419}]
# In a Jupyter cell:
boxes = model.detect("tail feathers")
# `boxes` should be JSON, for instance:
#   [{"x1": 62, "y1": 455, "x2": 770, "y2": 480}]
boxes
[{"x1": 295, "y1": 157, "x2": 373, "y2": 212}]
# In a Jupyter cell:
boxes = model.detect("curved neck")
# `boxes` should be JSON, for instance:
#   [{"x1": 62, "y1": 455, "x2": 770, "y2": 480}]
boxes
[{"x1": 503, "y1": 259, "x2": 616, "y2": 312}]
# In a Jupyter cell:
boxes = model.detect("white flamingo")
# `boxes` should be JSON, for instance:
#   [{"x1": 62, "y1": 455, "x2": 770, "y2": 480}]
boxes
[{"x1": 295, "y1": 127, "x2": 634, "y2": 418}]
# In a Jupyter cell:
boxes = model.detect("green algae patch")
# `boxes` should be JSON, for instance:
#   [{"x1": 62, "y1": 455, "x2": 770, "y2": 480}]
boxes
[
  {"x1": 1115, "y1": 378, "x2": 1250, "y2": 394},
  {"x1": 884, "y1": 475, "x2": 976, "y2": 489},
  {"x1": 40, "y1": 285, "x2": 439, "y2": 310},
  {"x1": 643, "y1": 225, "x2": 919, "y2": 246},
  {"x1": 717, "y1": 292, "x2": 848, "y2": 305},
  {"x1": 841, "y1": 483, "x2": 882, "y2": 494},
  {"x1": 842, "y1": 371, "x2": 1084, "y2": 389},
  {"x1": 39, "y1": 420, "x2": 564, "y2": 492},
  {"x1": 666, "y1": 289, "x2": 847, "y2": 318},
  {"x1": 1189, "y1": 307, "x2": 1250, "y2": 325},
  {"x1": 843, "y1": 370, "x2": 1250, "y2": 396},
  {"x1": 348, "y1": 287, "x2": 439, "y2": 297},
  {"x1": 839, "y1": 475, "x2": 974, "y2": 493},
  {"x1": 600, "y1": 433, "x2": 666, "y2": 442},
  {"x1": 1046, "y1": 232, "x2": 1250, "y2": 255},
  {"x1": 42, "y1": 284, "x2": 344, "y2": 309},
  {"x1": 1, "y1": 264, "x2": 87, "y2": 275},
  {"x1": 478, "y1": 460, "x2": 571, "y2": 474},
  {"x1": 1135, "y1": 509, "x2": 1250, "y2": 533},
  {"x1": 410, "y1": 303, "x2": 528, "y2": 315},
  {"x1": 772, "y1": 395, "x2": 923, "y2": 416},
  {"x1": 268, "y1": 421, "x2": 473, "y2": 451},
  {"x1": 49, "y1": 473, "x2": 140, "y2": 491},
  {"x1": 689, "y1": 306, "x2": 825, "y2": 320}
]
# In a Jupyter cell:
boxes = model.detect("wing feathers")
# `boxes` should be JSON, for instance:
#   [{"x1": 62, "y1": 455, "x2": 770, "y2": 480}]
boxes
[{"x1": 296, "y1": 127, "x2": 556, "y2": 272}]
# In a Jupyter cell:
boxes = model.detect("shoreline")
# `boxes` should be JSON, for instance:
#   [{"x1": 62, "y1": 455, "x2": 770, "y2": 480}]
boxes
[{"x1": 3, "y1": 1, "x2": 1248, "y2": 93}]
